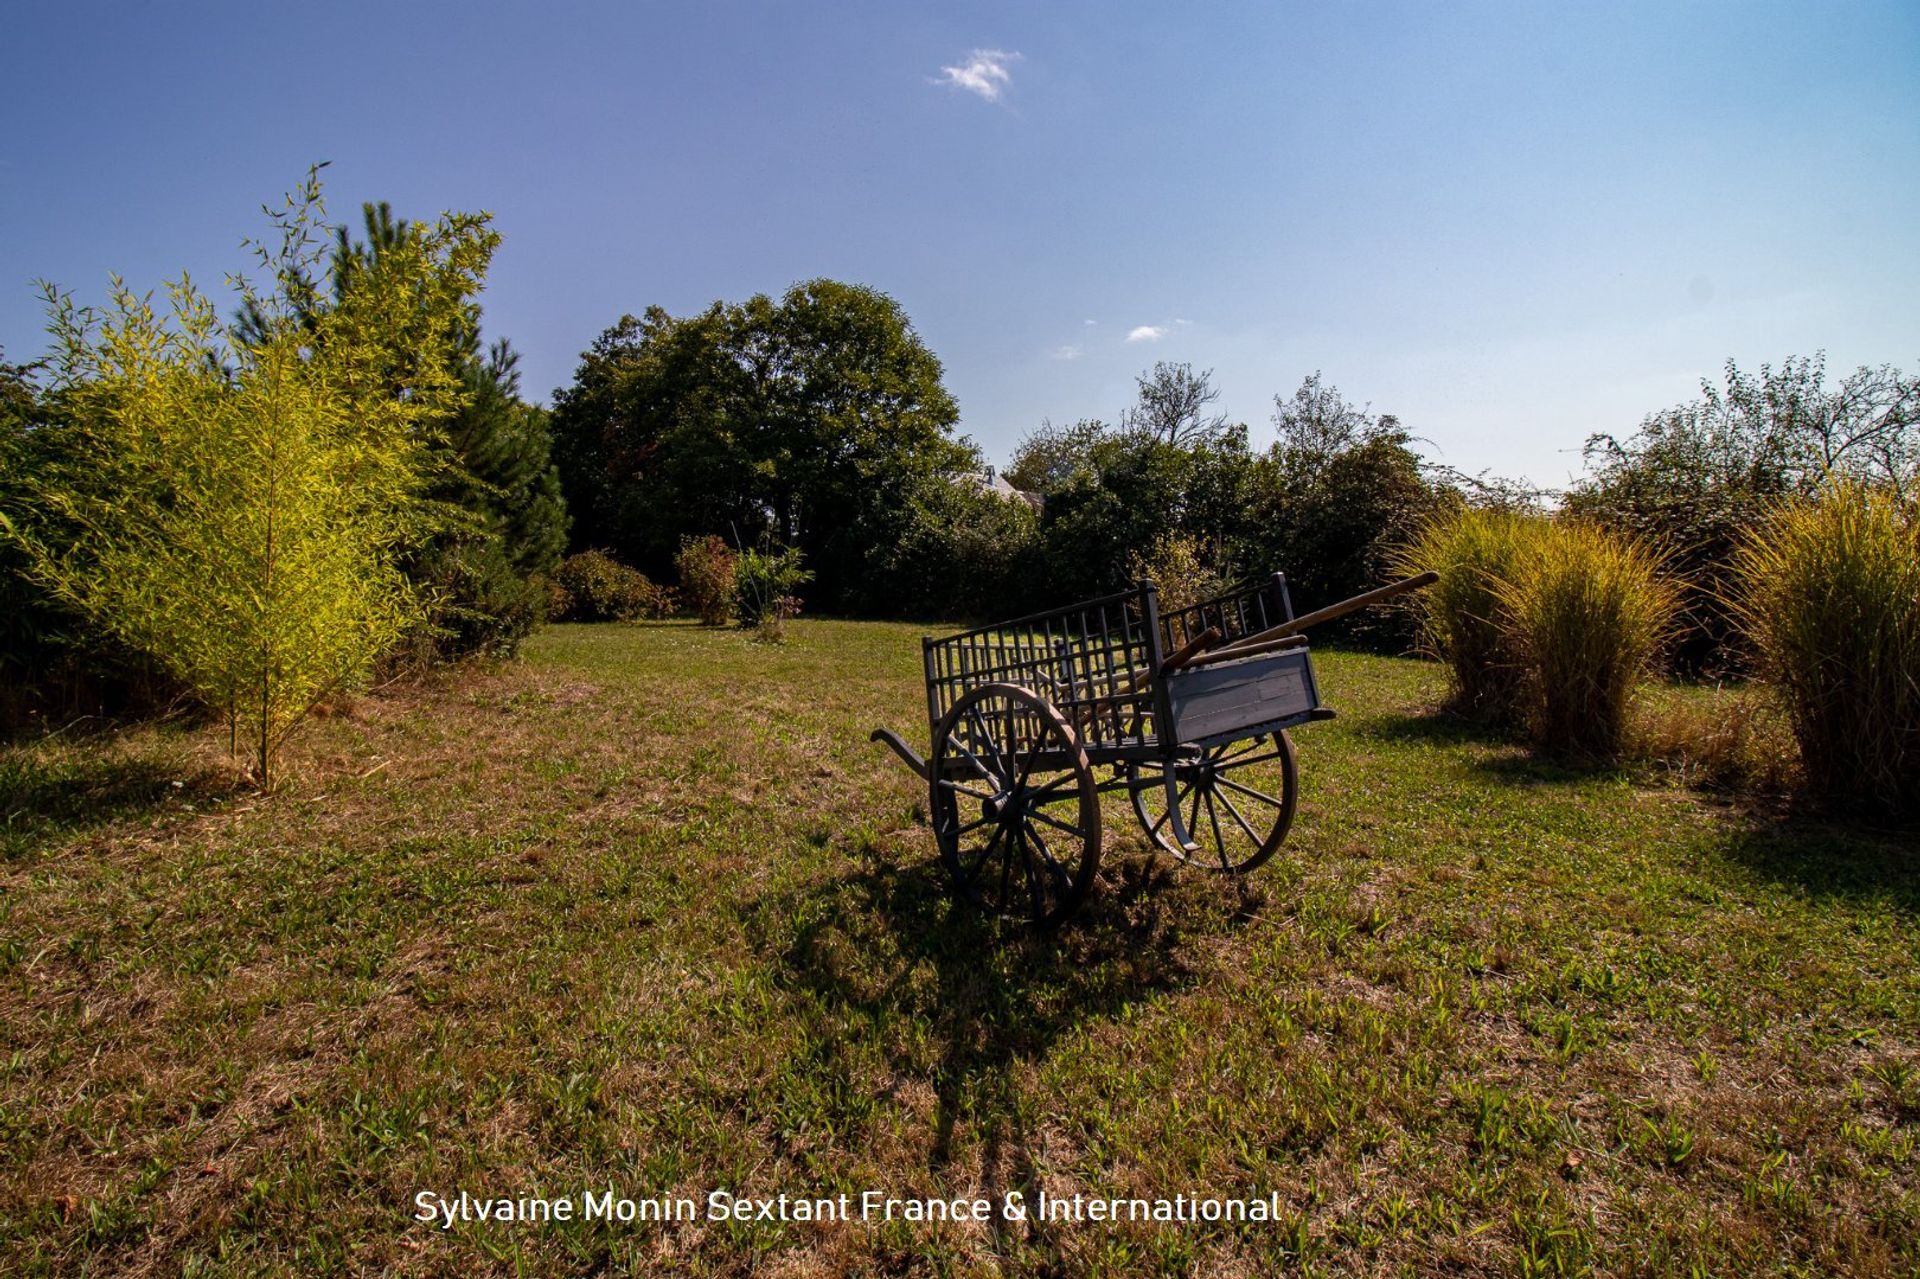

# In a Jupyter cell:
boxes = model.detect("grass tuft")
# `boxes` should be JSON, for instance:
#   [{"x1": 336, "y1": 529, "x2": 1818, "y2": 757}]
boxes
[
  {"x1": 1634, "y1": 682, "x2": 1798, "y2": 794},
  {"x1": 1495, "y1": 521, "x2": 1679, "y2": 760},
  {"x1": 1731, "y1": 479, "x2": 1920, "y2": 820},
  {"x1": 1396, "y1": 507, "x2": 1535, "y2": 724}
]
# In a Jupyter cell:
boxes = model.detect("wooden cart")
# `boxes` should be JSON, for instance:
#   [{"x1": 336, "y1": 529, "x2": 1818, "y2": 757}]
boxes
[{"x1": 871, "y1": 570, "x2": 1435, "y2": 927}]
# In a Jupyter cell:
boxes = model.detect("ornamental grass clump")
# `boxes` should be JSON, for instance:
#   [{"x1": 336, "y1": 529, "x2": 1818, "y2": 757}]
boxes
[
  {"x1": 1495, "y1": 521, "x2": 1679, "y2": 760},
  {"x1": 1731, "y1": 480, "x2": 1920, "y2": 819},
  {"x1": 1396, "y1": 506, "x2": 1537, "y2": 724}
]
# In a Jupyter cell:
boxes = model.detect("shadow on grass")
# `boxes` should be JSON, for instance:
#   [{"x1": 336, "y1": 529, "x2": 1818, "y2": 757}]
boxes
[
  {"x1": 748, "y1": 847, "x2": 1212, "y2": 1254},
  {"x1": 1354, "y1": 711, "x2": 1633, "y2": 786},
  {"x1": 0, "y1": 742, "x2": 237, "y2": 859},
  {"x1": 1716, "y1": 817, "x2": 1920, "y2": 913}
]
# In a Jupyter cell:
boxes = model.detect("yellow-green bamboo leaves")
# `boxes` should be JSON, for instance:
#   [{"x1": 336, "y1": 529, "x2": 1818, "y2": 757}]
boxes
[{"x1": 2, "y1": 171, "x2": 498, "y2": 785}]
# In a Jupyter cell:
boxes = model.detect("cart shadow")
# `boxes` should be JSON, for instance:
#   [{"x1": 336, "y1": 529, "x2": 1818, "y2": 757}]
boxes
[{"x1": 750, "y1": 848, "x2": 1207, "y2": 1249}]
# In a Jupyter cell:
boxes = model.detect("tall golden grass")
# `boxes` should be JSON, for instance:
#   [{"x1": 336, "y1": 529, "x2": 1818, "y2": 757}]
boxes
[
  {"x1": 1397, "y1": 507, "x2": 1533, "y2": 724},
  {"x1": 1496, "y1": 521, "x2": 1680, "y2": 759},
  {"x1": 1731, "y1": 480, "x2": 1920, "y2": 819},
  {"x1": 1402, "y1": 508, "x2": 1679, "y2": 759}
]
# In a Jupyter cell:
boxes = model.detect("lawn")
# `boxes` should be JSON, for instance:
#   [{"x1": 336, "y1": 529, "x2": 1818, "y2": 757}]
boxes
[{"x1": 2, "y1": 619, "x2": 1916, "y2": 1276}]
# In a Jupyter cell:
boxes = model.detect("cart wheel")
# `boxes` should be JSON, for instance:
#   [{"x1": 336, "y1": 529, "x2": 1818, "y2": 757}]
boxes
[
  {"x1": 1126, "y1": 732, "x2": 1298, "y2": 873},
  {"x1": 929, "y1": 683, "x2": 1101, "y2": 928}
]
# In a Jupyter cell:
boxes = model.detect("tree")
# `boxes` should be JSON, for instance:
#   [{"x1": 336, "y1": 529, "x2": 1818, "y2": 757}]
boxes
[
  {"x1": 1249, "y1": 374, "x2": 1440, "y2": 646},
  {"x1": 1271, "y1": 370, "x2": 1397, "y2": 465},
  {"x1": 0, "y1": 171, "x2": 495, "y2": 784},
  {"x1": 251, "y1": 200, "x2": 569, "y2": 658},
  {"x1": 1004, "y1": 417, "x2": 1108, "y2": 493},
  {"x1": 416, "y1": 339, "x2": 569, "y2": 655},
  {"x1": 1121, "y1": 361, "x2": 1231, "y2": 447},
  {"x1": 548, "y1": 281, "x2": 969, "y2": 605},
  {"x1": 1568, "y1": 353, "x2": 1920, "y2": 672},
  {"x1": 0, "y1": 350, "x2": 73, "y2": 705},
  {"x1": 857, "y1": 469, "x2": 1041, "y2": 620},
  {"x1": 1010, "y1": 421, "x2": 1259, "y2": 603}
]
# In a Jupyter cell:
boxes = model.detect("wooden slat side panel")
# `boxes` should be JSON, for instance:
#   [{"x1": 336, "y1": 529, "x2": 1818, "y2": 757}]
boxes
[{"x1": 1164, "y1": 650, "x2": 1320, "y2": 744}]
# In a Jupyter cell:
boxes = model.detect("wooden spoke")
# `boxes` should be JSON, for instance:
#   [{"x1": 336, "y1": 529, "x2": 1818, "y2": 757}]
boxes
[
  {"x1": 1125, "y1": 731, "x2": 1299, "y2": 874},
  {"x1": 931, "y1": 683, "x2": 1101, "y2": 927}
]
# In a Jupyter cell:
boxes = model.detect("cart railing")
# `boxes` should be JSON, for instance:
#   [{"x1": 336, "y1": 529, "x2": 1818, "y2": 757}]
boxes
[
  {"x1": 923, "y1": 583, "x2": 1163, "y2": 752},
  {"x1": 1156, "y1": 573, "x2": 1296, "y2": 655}
]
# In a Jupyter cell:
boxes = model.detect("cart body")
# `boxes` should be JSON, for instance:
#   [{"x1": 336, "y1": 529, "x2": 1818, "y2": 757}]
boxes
[
  {"x1": 917, "y1": 573, "x2": 1323, "y2": 769},
  {"x1": 870, "y1": 568, "x2": 1434, "y2": 926}
]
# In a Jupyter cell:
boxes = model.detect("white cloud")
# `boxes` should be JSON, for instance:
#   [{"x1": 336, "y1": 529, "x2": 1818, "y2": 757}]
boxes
[
  {"x1": 935, "y1": 49, "x2": 1020, "y2": 102},
  {"x1": 1125, "y1": 325, "x2": 1168, "y2": 343},
  {"x1": 1084, "y1": 318, "x2": 1098, "y2": 326},
  {"x1": 1049, "y1": 344, "x2": 1084, "y2": 361}
]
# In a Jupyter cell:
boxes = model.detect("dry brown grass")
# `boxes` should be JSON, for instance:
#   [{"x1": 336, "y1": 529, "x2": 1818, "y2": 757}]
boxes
[{"x1": 0, "y1": 621, "x2": 1916, "y2": 1276}]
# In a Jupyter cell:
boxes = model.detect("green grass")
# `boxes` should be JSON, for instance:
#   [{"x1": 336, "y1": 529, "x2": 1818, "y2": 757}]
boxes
[{"x1": 2, "y1": 619, "x2": 1917, "y2": 1276}]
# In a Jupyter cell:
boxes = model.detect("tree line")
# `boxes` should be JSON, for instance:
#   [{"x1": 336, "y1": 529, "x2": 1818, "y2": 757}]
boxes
[{"x1": 3, "y1": 173, "x2": 1914, "y2": 783}]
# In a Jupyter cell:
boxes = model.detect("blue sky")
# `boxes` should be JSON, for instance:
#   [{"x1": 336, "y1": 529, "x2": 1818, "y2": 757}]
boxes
[{"x1": 3, "y1": 0, "x2": 1916, "y2": 487}]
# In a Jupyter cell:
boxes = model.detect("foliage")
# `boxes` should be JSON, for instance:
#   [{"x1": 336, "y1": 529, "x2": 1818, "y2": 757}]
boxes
[
  {"x1": 1493, "y1": 521, "x2": 1679, "y2": 760},
  {"x1": 1395, "y1": 506, "x2": 1535, "y2": 724},
  {"x1": 255, "y1": 201, "x2": 569, "y2": 660},
  {"x1": 0, "y1": 171, "x2": 495, "y2": 785},
  {"x1": 1004, "y1": 417, "x2": 1108, "y2": 494},
  {"x1": 733, "y1": 543, "x2": 812, "y2": 630},
  {"x1": 1120, "y1": 361, "x2": 1232, "y2": 447},
  {"x1": 855, "y1": 470, "x2": 1041, "y2": 620},
  {"x1": 549, "y1": 281, "x2": 970, "y2": 604},
  {"x1": 1247, "y1": 374, "x2": 1444, "y2": 646},
  {"x1": 0, "y1": 353, "x2": 69, "y2": 687},
  {"x1": 1730, "y1": 480, "x2": 1920, "y2": 819},
  {"x1": 548, "y1": 549, "x2": 673, "y2": 622},
  {"x1": 411, "y1": 341, "x2": 568, "y2": 656},
  {"x1": 1127, "y1": 530, "x2": 1230, "y2": 614},
  {"x1": 1021, "y1": 423, "x2": 1262, "y2": 604},
  {"x1": 1569, "y1": 353, "x2": 1920, "y2": 673},
  {"x1": 675, "y1": 534, "x2": 738, "y2": 626}
]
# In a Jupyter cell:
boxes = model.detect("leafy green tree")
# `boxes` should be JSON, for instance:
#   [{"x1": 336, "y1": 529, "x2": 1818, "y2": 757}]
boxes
[
  {"x1": 1246, "y1": 374, "x2": 1441, "y2": 646},
  {"x1": 549, "y1": 281, "x2": 968, "y2": 604},
  {"x1": 856, "y1": 469, "x2": 1041, "y2": 620},
  {"x1": 0, "y1": 172, "x2": 495, "y2": 784},
  {"x1": 1012, "y1": 422, "x2": 1259, "y2": 603},
  {"x1": 254, "y1": 200, "x2": 568, "y2": 658},
  {"x1": 1004, "y1": 417, "x2": 1109, "y2": 493},
  {"x1": 1568, "y1": 353, "x2": 1919, "y2": 672}
]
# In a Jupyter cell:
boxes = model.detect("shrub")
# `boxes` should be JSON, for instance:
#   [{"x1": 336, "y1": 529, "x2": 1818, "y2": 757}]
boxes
[
  {"x1": 734, "y1": 545, "x2": 812, "y2": 631},
  {"x1": 549, "y1": 550, "x2": 671, "y2": 622},
  {"x1": 1731, "y1": 480, "x2": 1920, "y2": 819},
  {"x1": 1495, "y1": 521, "x2": 1679, "y2": 760},
  {"x1": 675, "y1": 535, "x2": 737, "y2": 626},
  {"x1": 415, "y1": 539, "x2": 548, "y2": 659},
  {"x1": 855, "y1": 471, "x2": 1042, "y2": 621},
  {"x1": 1396, "y1": 506, "x2": 1537, "y2": 724},
  {"x1": 1128, "y1": 530, "x2": 1230, "y2": 615}
]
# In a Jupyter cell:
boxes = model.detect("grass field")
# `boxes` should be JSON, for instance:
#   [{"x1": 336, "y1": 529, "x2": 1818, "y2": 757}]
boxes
[{"x1": 2, "y1": 619, "x2": 1917, "y2": 1276}]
